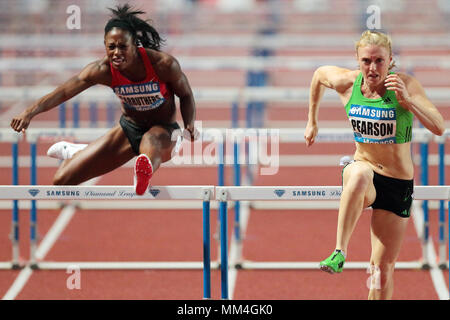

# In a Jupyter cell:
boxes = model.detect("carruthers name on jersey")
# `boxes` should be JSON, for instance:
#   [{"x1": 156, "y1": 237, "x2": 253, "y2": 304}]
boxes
[
  {"x1": 113, "y1": 82, "x2": 165, "y2": 111},
  {"x1": 120, "y1": 94, "x2": 163, "y2": 107}
]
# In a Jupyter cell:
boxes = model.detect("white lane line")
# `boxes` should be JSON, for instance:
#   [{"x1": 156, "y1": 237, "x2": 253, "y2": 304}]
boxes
[
  {"x1": 2, "y1": 267, "x2": 33, "y2": 300},
  {"x1": 412, "y1": 201, "x2": 449, "y2": 300},
  {"x1": 227, "y1": 200, "x2": 250, "y2": 300},
  {"x1": 34, "y1": 205, "x2": 77, "y2": 260},
  {"x1": 227, "y1": 172, "x2": 254, "y2": 300},
  {"x1": 2, "y1": 178, "x2": 99, "y2": 300}
]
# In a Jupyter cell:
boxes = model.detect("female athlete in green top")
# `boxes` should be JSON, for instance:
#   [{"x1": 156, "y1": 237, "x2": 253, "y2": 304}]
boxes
[{"x1": 304, "y1": 30, "x2": 444, "y2": 300}]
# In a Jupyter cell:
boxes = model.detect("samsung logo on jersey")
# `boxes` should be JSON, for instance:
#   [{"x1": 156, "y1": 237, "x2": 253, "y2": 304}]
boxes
[
  {"x1": 349, "y1": 105, "x2": 395, "y2": 120},
  {"x1": 114, "y1": 83, "x2": 160, "y2": 95},
  {"x1": 46, "y1": 190, "x2": 80, "y2": 196}
]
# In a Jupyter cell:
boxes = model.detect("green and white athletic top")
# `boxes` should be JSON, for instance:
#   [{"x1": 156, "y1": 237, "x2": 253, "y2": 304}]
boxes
[{"x1": 345, "y1": 72, "x2": 413, "y2": 144}]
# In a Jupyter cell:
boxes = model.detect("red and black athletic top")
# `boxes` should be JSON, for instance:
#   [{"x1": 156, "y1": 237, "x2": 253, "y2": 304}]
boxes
[{"x1": 110, "y1": 47, "x2": 171, "y2": 111}]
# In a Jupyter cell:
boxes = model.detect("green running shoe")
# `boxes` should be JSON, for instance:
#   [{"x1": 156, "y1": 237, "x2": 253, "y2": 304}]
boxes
[{"x1": 319, "y1": 250, "x2": 345, "y2": 274}]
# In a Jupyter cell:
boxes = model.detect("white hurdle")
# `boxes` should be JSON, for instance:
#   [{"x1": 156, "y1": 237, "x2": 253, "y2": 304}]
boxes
[
  {"x1": 215, "y1": 185, "x2": 450, "y2": 300},
  {"x1": 0, "y1": 185, "x2": 215, "y2": 299},
  {"x1": 0, "y1": 129, "x2": 22, "y2": 270}
]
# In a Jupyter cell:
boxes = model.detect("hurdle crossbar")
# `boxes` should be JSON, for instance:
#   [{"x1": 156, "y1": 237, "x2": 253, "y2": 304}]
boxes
[
  {"x1": 0, "y1": 185, "x2": 214, "y2": 200},
  {"x1": 217, "y1": 185, "x2": 450, "y2": 201},
  {"x1": 0, "y1": 185, "x2": 215, "y2": 299},
  {"x1": 216, "y1": 185, "x2": 450, "y2": 299}
]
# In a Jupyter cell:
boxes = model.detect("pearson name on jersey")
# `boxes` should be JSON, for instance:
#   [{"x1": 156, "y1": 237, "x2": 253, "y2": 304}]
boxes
[{"x1": 348, "y1": 104, "x2": 396, "y2": 144}]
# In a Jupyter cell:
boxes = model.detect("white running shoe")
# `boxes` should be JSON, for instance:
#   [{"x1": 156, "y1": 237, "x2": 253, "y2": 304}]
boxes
[{"x1": 47, "y1": 141, "x2": 88, "y2": 160}]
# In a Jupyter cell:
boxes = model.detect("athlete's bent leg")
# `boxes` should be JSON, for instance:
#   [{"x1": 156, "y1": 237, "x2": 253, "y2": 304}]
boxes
[
  {"x1": 336, "y1": 161, "x2": 376, "y2": 253},
  {"x1": 53, "y1": 125, "x2": 135, "y2": 185},
  {"x1": 320, "y1": 161, "x2": 376, "y2": 274},
  {"x1": 368, "y1": 209, "x2": 409, "y2": 300},
  {"x1": 133, "y1": 126, "x2": 176, "y2": 195}
]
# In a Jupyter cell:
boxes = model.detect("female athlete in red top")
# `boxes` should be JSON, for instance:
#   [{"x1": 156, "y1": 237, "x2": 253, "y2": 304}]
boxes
[{"x1": 10, "y1": 4, "x2": 197, "y2": 195}]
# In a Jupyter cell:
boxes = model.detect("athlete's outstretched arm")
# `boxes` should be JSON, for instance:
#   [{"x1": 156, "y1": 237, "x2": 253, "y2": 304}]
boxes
[
  {"x1": 305, "y1": 66, "x2": 353, "y2": 146},
  {"x1": 386, "y1": 73, "x2": 445, "y2": 136},
  {"x1": 162, "y1": 55, "x2": 196, "y2": 141},
  {"x1": 10, "y1": 60, "x2": 109, "y2": 133}
]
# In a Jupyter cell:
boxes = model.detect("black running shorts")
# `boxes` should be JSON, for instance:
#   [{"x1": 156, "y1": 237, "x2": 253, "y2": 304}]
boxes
[
  {"x1": 341, "y1": 162, "x2": 414, "y2": 218},
  {"x1": 119, "y1": 115, "x2": 181, "y2": 155},
  {"x1": 371, "y1": 172, "x2": 414, "y2": 218}
]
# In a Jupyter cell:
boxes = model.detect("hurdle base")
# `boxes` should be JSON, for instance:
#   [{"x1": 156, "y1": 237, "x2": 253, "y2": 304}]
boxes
[
  {"x1": 11, "y1": 263, "x2": 23, "y2": 270},
  {"x1": 232, "y1": 261, "x2": 423, "y2": 270},
  {"x1": 0, "y1": 262, "x2": 13, "y2": 269},
  {"x1": 421, "y1": 263, "x2": 431, "y2": 270},
  {"x1": 234, "y1": 263, "x2": 243, "y2": 270},
  {"x1": 30, "y1": 261, "x2": 220, "y2": 270},
  {"x1": 0, "y1": 262, "x2": 26, "y2": 270},
  {"x1": 438, "y1": 263, "x2": 448, "y2": 270},
  {"x1": 30, "y1": 263, "x2": 40, "y2": 270}
]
